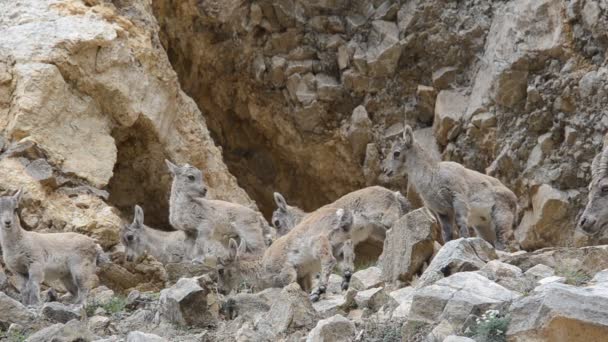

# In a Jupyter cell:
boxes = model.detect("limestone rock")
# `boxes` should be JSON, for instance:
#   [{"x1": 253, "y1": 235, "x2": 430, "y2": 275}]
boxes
[
  {"x1": 516, "y1": 184, "x2": 574, "y2": 250},
  {"x1": 388, "y1": 287, "x2": 415, "y2": 320},
  {"x1": 87, "y1": 315, "x2": 110, "y2": 334},
  {"x1": 25, "y1": 320, "x2": 94, "y2": 342},
  {"x1": 366, "y1": 21, "x2": 402, "y2": 77},
  {"x1": 306, "y1": 314, "x2": 356, "y2": 342},
  {"x1": 354, "y1": 287, "x2": 388, "y2": 311},
  {"x1": 504, "y1": 245, "x2": 608, "y2": 276},
  {"x1": 255, "y1": 283, "x2": 318, "y2": 338},
  {"x1": 158, "y1": 277, "x2": 214, "y2": 327},
  {"x1": 408, "y1": 272, "x2": 520, "y2": 327},
  {"x1": 433, "y1": 90, "x2": 468, "y2": 145},
  {"x1": 379, "y1": 208, "x2": 437, "y2": 284},
  {"x1": 313, "y1": 295, "x2": 348, "y2": 318},
  {"x1": 416, "y1": 238, "x2": 498, "y2": 288},
  {"x1": 478, "y1": 260, "x2": 531, "y2": 293},
  {"x1": 127, "y1": 331, "x2": 168, "y2": 342},
  {"x1": 222, "y1": 288, "x2": 281, "y2": 321},
  {"x1": 0, "y1": 292, "x2": 35, "y2": 326},
  {"x1": 523, "y1": 264, "x2": 555, "y2": 282},
  {"x1": 41, "y1": 302, "x2": 81, "y2": 324},
  {"x1": 346, "y1": 106, "x2": 373, "y2": 163},
  {"x1": 350, "y1": 266, "x2": 383, "y2": 291},
  {"x1": 507, "y1": 282, "x2": 608, "y2": 341}
]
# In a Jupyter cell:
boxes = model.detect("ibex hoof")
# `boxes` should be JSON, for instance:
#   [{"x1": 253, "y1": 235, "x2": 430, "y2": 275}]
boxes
[
  {"x1": 318, "y1": 285, "x2": 327, "y2": 294},
  {"x1": 341, "y1": 281, "x2": 349, "y2": 291},
  {"x1": 309, "y1": 293, "x2": 321, "y2": 302}
]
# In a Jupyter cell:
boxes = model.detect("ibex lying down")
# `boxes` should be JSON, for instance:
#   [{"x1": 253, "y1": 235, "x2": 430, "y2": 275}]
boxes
[
  {"x1": 0, "y1": 189, "x2": 107, "y2": 305},
  {"x1": 578, "y1": 146, "x2": 608, "y2": 235},
  {"x1": 166, "y1": 160, "x2": 272, "y2": 260},
  {"x1": 217, "y1": 207, "x2": 355, "y2": 301},
  {"x1": 382, "y1": 125, "x2": 518, "y2": 250},
  {"x1": 122, "y1": 205, "x2": 186, "y2": 264}
]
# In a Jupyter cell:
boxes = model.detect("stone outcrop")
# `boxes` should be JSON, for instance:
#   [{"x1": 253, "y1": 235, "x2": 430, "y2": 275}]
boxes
[{"x1": 379, "y1": 208, "x2": 437, "y2": 285}]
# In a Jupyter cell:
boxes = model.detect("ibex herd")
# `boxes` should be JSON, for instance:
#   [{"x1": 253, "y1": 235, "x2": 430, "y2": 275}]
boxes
[{"x1": 0, "y1": 124, "x2": 604, "y2": 306}]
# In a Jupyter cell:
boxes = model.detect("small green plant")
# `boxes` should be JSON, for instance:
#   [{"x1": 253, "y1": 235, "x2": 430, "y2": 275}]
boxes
[
  {"x1": 84, "y1": 296, "x2": 127, "y2": 316},
  {"x1": 0, "y1": 330, "x2": 27, "y2": 342},
  {"x1": 468, "y1": 309, "x2": 510, "y2": 342},
  {"x1": 103, "y1": 296, "x2": 127, "y2": 314},
  {"x1": 556, "y1": 267, "x2": 591, "y2": 286}
]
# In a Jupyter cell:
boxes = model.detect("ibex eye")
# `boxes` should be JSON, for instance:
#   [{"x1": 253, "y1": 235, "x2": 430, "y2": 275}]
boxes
[
  {"x1": 187, "y1": 175, "x2": 195, "y2": 181},
  {"x1": 393, "y1": 151, "x2": 400, "y2": 159},
  {"x1": 602, "y1": 186, "x2": 608, "y2": 193}
]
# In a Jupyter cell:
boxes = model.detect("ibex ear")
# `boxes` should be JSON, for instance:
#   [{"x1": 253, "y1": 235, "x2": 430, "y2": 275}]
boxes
[
  {"x1": 12, "y1": 188, "x2": 23, "y2": 206},
  {"x1": 336, "y1": 208, "x2": 353, "y2": 231},
  {"x1": 133, "y1": 205, "x2": 144, "y2": 227},
  {"x1": 165, "y1": 159, "x2": 179, "y2": 176},
  {"x1": 274, "y1": 192, "x2": 287, "y2": 211},
  {"x1": 228, "y1": 238, "x2": 239, "y2": 260},
  {"x1": 403, "y1": 125, "x2": 414, "y2": 148}
]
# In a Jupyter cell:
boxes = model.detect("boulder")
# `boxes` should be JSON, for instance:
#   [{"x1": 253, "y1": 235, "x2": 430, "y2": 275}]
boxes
[
  {"x1": 346, "y1": 106, "x2": 373, "y2": 162},
  {"x1": 379, "y1": 209, "x2": 437, "y2": 284},
  {"x1": 313, "y1": 295, "x2": 348, "y2": 318},
  {"x1": 507, "y1": 282, "x2": 608, "y2": 341},
  {"x1": 158, "y1": 277, "x2": 214, "y2": 327},
  {"x1": 222, "y1": 288, "x2": 281, "y2": 321},
  {"x1": 87, "y1": 315, "x2": 110, "y2": 334},
  {"x1": 503, "y1": 245, "x2": 608, "y2": 276},
  {"x1": 388, "y1": 287, "x2": 415, "y2": 320},
  {"x1": 255, "y1": 283, "x2": 318, "y2": 338},
  {"x1": 478, "y1": 260, "x2": 531, "y2": 293},
  {"x1": 41, "y1": 302, "x2": 81, "y2": 324},
  {"x1": 350, "y1": 266, "x2": 383, "y2": 291},
  {"x1": 126, "y1": 331, "x2": 168, "y2": 342},
  {"x1": 25, "y1": 320, "x2": 95, "y2": 342},
  {"x1": 354, "y1": 287, "x2": 388, "y2": 311},
  {"x1": 523, "y1": 263, "x2": 555, "y2": 282},
  {"x1": 0, "y1": 292, "x2": 35, "y2": 325},
  {"x1": 366, "y1": 21, "x2": 402, "y2": 77},
  {"x1": 408, "y1": 272, "x2": 520, "y2": 328},
  {"x1": 433, "y1": 90, "x2": 468, "y2": 145},
  {"x1": 516, "y1": 184, "x2": 574, "y2": 250},
  {"x1": 306, "y1": 314, "x2": 356, "y2": 342},
  {"x1": 416, "y1": 238, "x2": 497, "y2": 288}
]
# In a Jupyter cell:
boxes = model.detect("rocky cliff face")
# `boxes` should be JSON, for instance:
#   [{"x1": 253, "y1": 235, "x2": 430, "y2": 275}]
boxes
[
  {"x1": 1, "y1": 0, "x2": 608, "y2": 341},
  {"x1": 152, "y1": 0, "x2": 608, "y2": 249},
  {"x1": 0, "y1": 0, "x2": 253, "y2": 243}
]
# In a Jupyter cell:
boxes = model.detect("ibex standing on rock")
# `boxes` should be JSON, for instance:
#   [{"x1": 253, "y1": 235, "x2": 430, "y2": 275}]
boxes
[
  {"x1": 578, "y1": 146, "x2": 608, "y2": 235},
  {"x1": 0, "y1": 189, "x2": 107, "y2": 305},
  {"x1": 217, "y1": 207, "x2": 355, "y2": 301},
  {"x1": 122, "y1": 205, "x2": 186, "y2": 264},
  {"x1": 166, "y1": 160, "x2": 271, "y2": 261},
  {"x1": 382, "y1": 125, "x2": 518, "y2": 250}
]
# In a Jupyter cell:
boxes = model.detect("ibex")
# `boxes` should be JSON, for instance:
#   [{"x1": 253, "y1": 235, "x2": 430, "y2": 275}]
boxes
[
  {"x1": 121, "y1": 205, "x2": 186, "y2": 264},
  {"x1": 382, "y1": 125, "x2": 518, "y2": 250},
  {"x1": 271, "y1": 186, "x2": 410, "y2": 236},
  {"x1": 0, "y1": 189, "x2": 107, "y2": 305},
  {"x1": 166, "y1": 160, "x2": 272, "y2": 260},
  {"x1": 578, "y1": 146, "x2": 608, "y2": 235},
  {"x1": 217, "y1": 207, "x2": 355, "y2": 301}
]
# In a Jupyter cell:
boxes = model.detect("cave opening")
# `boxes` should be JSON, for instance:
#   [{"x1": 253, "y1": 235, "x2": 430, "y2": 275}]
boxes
[{"x1": 107, "y1": 117, "x2": 173, "y2": 230}]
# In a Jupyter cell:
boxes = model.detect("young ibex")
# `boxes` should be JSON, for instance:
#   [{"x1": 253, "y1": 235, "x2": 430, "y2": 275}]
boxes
[
  {"x1": 217, "y1": 207, "x2": 355, "y2": 301},
  {"x1": 0, "y1": 189, "x2": 107, "y2": 305},
  {"x1": 121, "y1": 205, "x2": 186, "y2": 264},
  {"x1": 578, "y1": 146, "x2": 608, "y2": 235},
  {"x1": 271, "y1": 186, "x2": 410, "y2": 236},
  {"x1": 166, "y1": 160, "x2": 272, "y2": 260},
  {"x1": 382, "y1": 125, "x2": 518, "y2": 250}
]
